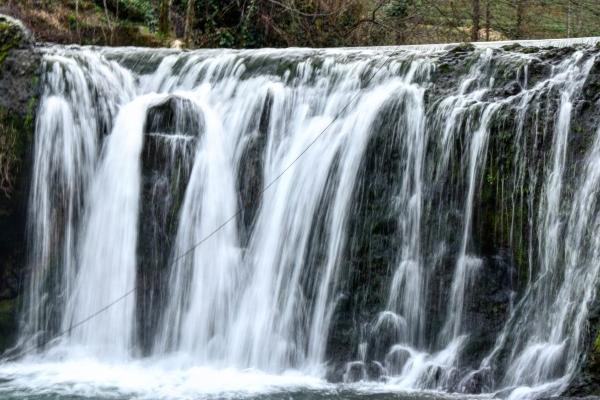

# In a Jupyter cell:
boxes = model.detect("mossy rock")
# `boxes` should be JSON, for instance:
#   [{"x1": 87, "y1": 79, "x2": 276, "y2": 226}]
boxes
[
  {"x1": 450, "y1": 42, "x2": 475, "y2": 53},
  {"x1": 501, "y1": 43, "x2": 524, "y2": 52},
  {"x1": 501, "y1": 43, "x2": 539, "y2": 54},
  {"x1": 0, "y1": 14, "x2": 34, "y2": 65}
]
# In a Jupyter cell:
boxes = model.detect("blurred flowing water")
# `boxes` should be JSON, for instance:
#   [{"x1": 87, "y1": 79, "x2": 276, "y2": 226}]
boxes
[{"x1": 3, "y1": 38, "x2": 600, "y2": 400}]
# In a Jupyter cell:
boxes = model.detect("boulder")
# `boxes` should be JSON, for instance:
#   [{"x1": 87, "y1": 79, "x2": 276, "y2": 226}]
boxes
[{"x1": 0, "y1": 14, "x2": 33, "y2": 62}]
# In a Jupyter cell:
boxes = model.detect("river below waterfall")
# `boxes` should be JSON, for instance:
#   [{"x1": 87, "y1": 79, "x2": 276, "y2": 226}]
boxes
[
  {"x1": 0, "y1": 359, "x2": 493, "y2": 400},
  {"x1": 2, "y1": 37, "x2": 600, "y2": 400}
]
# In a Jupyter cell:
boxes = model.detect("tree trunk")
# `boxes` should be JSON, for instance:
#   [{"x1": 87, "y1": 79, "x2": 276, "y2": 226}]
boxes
[
  {"x1": 471, "y1": 0, "x2": 480, "y2": 41},
  {"x1": 515, "y1": 0, "x2": 526, "y2": 39},
  {"x1": 485, "y1": 0, "x2": 490, "y2": 41},
  {"x1": 103, "y1": 0, "x2": 114, "y2": 45},
  {"x1": 75, "y1": 0, "x2": 81, "y2": 43},
  {"x1": 159, "y1": 0, "x2": 171, "y2": 36},
  {"x1": 184, "y1": 0, "x2": 196, "y2": 46},
  {"x1": 566, "y1": 0, "x2": 572, "y2": 37}
]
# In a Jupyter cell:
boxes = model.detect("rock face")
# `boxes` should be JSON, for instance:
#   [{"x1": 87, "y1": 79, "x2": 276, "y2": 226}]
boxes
[
  {"x1": 568, "y1": 284, "x2": 600, "y2": 395},
  {"x1": 0, "y1": 13, "x2": 40, "y2": 351},
  {"x1": 136, "y1": 97, "x2": 200, "y2": 353},
  {"x1": 563, "y1": 54, "x2": 600, "y2": 398},
  {"x1": 322, "y1": 44, "x2": 600, "y2": 395}
]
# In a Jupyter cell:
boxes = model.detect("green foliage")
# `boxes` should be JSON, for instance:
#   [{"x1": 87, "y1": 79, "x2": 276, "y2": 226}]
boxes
[
  {"x1": 7, "y1": 0, "x2": 600, "y2": 48},
  {"x1": 116, "y1": 0, "x2": 156, "y2": 25},
  {"x1": 173, "y1": 0, "x2": 367, "y2": 48},
  {"x1": 67, "y1": 13, "x2": 78, "y2": 30},
  {"x1": 182, "y1": 0, "x2": 263, "y2": 47},
  {"x1": 387, "y1": 0, "x2": 414, "y2": 18}
]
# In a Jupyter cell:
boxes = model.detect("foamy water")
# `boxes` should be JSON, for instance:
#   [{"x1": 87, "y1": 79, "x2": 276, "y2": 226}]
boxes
[
  {"x1": 0, "y1": 358, "x2": 329, "y2": 399},
  {"x1": 0, "y1": 357, "x2": 496, "y2": 400}
]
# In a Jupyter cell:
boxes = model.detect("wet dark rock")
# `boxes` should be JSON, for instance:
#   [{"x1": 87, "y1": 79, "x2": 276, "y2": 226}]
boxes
[
  {"x1": 544, "y1": 397, "x2": 600, "y2": 400},
  {"x1": 501, "y1": 43, "x2": 524, "y2": 52},
  {"x1": 501, "y1": 44, "x2": 540, "y2": 54},
  {"x1": 433, "y1": 49, "x2": 480, "y2": 93},
  {"x1": 343, "y1": 361, "x2": 367, "y2": 383},
  {"x1": 384, "y1": 347, "x2": 411, "y2": 375},
  {"x1": 366, "y1": 361, "x2": 386, "y2": 380},
  {"x1": 449, "y1": 43, "x2": 475, "y2": 54},
  {"x1": 136, "y1": 97, "x2": 201, "y2": 354},
  {"x1": 0, "y1": 15, "x2": 40, "y2": 353},
  {"x1": 582, "y1": 58, "x2": 600, "y2": 105},
  {"x1": 144, "y1": 96, "x2": 203, "y2": 138},
  {"x1": 236, "y1": 92, "x2": 272, "y2": 245},
  {"x1": 567, "y1": 299, "x2": 600, "y2": 396},
  {"x1": 324, "y1": 98, "x2": 404, "y2": 370},
  {"x1": 367, "y1": 312, "x2": 407, "y2": 362},
  {"x1": 325, "y1": 361, "x2": 346, "y2": 383},
  {"x1": 457, "y1": 369, "x2": 491, "y2": 394},
  {"x1": 502, "y1": 81, "x2": 522, "y2": 96},
  {"x1": 419, "y1": 364, "x2": 444, "y2": 388},
  {"x1": 567, "y1": 60, "x2": 600, "y2": 396},
  {"x1": 538, "y1": 46, "x2": 576, "y2": 62},
  {"x1": 460, "y1": 253, "x2": 514, "y2": 369}
]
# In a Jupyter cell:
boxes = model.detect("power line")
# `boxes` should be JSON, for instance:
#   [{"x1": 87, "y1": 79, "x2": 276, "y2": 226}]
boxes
[{"x1": 2, "y1": 51, "x2": 395, "y2": 362}]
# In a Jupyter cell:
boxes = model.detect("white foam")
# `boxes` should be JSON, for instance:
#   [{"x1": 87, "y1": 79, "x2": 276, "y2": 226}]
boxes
[
  {"x1": 0, "y1": 357, "x2": 506, "y2": 400},
  {"x1": 0, "y1": 358, "x2": 332, "y2": 399}
]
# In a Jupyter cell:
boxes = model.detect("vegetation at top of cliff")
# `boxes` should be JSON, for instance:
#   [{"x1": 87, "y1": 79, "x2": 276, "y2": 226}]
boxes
[
  {"x1": 0, "y1": 0, "x2": 162, "y2": 46},
  {"x1": 2, "y1": 0, "x2": 600, "y2": 48}
]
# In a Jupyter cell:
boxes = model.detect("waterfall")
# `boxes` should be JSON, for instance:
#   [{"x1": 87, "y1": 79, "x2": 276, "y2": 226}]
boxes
[
  {"x1": 21, "y1": 51, "x2": 135, "y2": 348},
  {"x1": 63, "y1": 95, "x2": 169, "y2": 357},
  {"x1": 7, "y1": 38, "x2": 600, "y2": 400},
  {"x1": 482, "y1": 51, "x2": 598, "y2": 399}
]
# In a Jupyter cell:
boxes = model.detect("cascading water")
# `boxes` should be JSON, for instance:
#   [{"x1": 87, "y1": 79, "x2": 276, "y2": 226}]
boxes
[
  {"x1": 21, "y1": 51, "x2": 136, "y2": 348},
  {"x1": 2, "y1": 38, "x2": 600, "y2": 400}
]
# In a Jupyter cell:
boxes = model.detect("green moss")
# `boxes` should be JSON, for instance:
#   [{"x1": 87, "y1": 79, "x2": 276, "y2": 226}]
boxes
[
  {"x1": 437, "y1": 63, "x2": 452, "y2": 74},
  {"x1": 451, "y1": 42, "x2": 475, "y2": 53},
  {"x1": 593, "y1": 330, "x2": 600, "y2": 353},
  {"x1": 479, "y1": 110, "x2": 534, "y2": 287},
  {"x1": 0, "y1": 298, "x2": 17, "y2": 350},
  {"x1": 0, "y1": 102, "x2": 35, "y2": 198},
  {"x1": 0, "y1": 39, "x2": 18, "y2": 65},
  {"x1": 0, "y1": 17, "x2": 26, "y2": 65},
  {"x1": 502, "y1": 43, "x2": 523, "y2": 52},
  {"x1": 587, "y1": 328, "x2": 600, "y2": 374},
  {"x1": 0, "y1": 298, "x2": 14, "y2": 323},
  {"x1": 24, "y1": 96, "x2": 36, "y2": 133}
]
